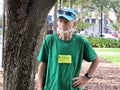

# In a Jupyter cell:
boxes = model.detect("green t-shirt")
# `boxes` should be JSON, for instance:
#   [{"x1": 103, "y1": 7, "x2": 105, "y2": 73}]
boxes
[{"x1": 37, "y1": 33, "x2": 97, "y2": 90}]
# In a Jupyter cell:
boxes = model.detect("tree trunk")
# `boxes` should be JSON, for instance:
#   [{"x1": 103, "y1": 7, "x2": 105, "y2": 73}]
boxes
[
  {"x1": 4, "y1": 0, "x2": 57, "y2": 90},
  {"x1": 69, "y1": 0, "x2": 72, "y2": 8},
  {"x1": 35, "y1": 20, "x2": 48, "y2": 72},
  {"x1": 116, "y1": 14, "x2": 120, "y2": 32},
  {"x1": 53, "y1": 2, "x2": 58, "y2": 33}
]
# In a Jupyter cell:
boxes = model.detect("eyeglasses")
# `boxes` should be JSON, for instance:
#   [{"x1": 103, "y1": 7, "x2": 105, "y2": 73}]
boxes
[{"x1": 58, "y1": 10, "x2": 76, "y2": 19}]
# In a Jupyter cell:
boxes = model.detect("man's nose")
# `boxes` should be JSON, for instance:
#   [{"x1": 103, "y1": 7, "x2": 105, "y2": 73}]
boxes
[{"x1": 61, "y1": 22, "x2": 66, "y2": 26}]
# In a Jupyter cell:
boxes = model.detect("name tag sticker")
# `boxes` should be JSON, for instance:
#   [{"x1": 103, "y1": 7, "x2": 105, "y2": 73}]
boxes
[{"x1": 58, "y1": 55, "x2": 72, "y2": 63}]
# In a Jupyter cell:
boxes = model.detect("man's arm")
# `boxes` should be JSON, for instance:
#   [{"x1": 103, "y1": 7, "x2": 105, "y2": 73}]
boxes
[
  {"x1": 72, "y1": 56, "x2": 99, "y2": 88},
  {"x1": 86, "y1": 56, "x2": 99, "y2": 75},
  {"x1": 37, "y1": 62, "x2": 46, "y2": 90}
]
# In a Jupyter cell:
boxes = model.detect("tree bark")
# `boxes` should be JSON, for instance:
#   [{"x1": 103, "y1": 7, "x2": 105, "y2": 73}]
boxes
[
  {"x1": 4, "y1": 0, "x2": 56, "y2": 90},
  {"x1": 53, "y1": 2, "x2": 58, "y2": 33},
  {"x1": 35, "y1": 20, "x2": 48, "y2": 72}
]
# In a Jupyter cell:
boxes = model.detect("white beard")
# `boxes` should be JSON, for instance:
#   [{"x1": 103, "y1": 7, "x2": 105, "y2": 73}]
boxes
[
  {"x1": 57, "y1": 28, "x2": 75, "y2": 40},
  {"x1": 57, "y1": 28, "x2": 75, "y2": 34}
]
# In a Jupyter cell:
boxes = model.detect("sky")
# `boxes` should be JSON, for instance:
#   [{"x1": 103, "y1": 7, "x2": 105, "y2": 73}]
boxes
[{"x1": 0, "y1": 0, "x2": 3, "y2": 15}]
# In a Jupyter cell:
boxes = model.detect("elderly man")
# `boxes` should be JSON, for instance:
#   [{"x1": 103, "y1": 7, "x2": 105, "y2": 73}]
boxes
[{"x1": 37, "y1": 8, "x2": 99, "y2": 90}]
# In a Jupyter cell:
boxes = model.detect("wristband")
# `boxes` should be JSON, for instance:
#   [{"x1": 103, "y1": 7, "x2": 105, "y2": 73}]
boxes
[{"x1": 84, "y1": 73, "x2": 92, "y2": 79}]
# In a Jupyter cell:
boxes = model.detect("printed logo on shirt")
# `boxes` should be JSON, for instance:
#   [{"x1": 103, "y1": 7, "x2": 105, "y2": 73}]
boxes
[{"x1": 58, "y1": 55, "x2": 72, "y2": 63}]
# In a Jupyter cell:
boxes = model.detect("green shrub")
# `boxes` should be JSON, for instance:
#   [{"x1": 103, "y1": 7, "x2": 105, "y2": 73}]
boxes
[
  {"x1": 0, "y1": 28, "x2": 2, "y2": 35},
  {"x1": 86, "y1": 37, "x2": 120, "y2": 48}
]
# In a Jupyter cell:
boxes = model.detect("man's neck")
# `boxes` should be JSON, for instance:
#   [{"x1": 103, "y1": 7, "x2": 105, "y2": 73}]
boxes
[{"x1": 58, "y1": 31, "x2": 73, "y2": 40}]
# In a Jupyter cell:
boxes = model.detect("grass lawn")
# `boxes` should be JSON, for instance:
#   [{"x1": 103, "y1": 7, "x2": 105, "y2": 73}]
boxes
[
  {"x1": 94, "y1": 48, "x2": 120, "y2": 67},
  {"x1": 94, "y1": 48, "x2": 120, "y2": 52}
]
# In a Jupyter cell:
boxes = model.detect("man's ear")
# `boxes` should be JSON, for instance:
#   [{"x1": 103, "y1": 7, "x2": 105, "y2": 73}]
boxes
[
  {"x1": 74, "y1": 21, "x2": 76, "y2": 27},
  {"x1": 72, "y1": 20, "x2": 76, "y2": 28}
]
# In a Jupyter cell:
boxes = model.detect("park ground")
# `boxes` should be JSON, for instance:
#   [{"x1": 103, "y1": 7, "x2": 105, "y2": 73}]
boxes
[
  {"x1": 81, "y1": 57, "x2": 120, "y2": 90},
  {"x1": 0, "y1": 56, "x2": 120, "y2": 90}
]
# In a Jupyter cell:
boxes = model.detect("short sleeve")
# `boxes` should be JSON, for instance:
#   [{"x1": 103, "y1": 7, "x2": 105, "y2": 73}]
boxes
[
  {"x1": 37, "y1": 39, "x2": 48, "y2": 63},
  {"x1": 83, "y1": 40, "x2": 97, "y2": 62}
]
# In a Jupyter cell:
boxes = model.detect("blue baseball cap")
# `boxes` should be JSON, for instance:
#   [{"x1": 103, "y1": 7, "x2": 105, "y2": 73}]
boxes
[{"x1": 57, "y1": 8, "x2": 76, "y2": 21}]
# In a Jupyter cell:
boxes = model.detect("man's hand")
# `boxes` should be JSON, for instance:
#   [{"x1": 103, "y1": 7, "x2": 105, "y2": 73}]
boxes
[{"x1": 72, "y1": 76, "x2": 89, "y2": 88}]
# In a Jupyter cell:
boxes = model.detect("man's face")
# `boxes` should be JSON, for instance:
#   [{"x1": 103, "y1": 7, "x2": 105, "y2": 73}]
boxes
[{"x1": 57, "y1": 17, "x2": 74, "y2": 31}]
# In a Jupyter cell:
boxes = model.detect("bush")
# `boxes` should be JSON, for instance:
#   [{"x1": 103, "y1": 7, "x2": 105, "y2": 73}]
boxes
[{"x1": 86, "y1": 36, "x2": 120, "y2": 48}]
